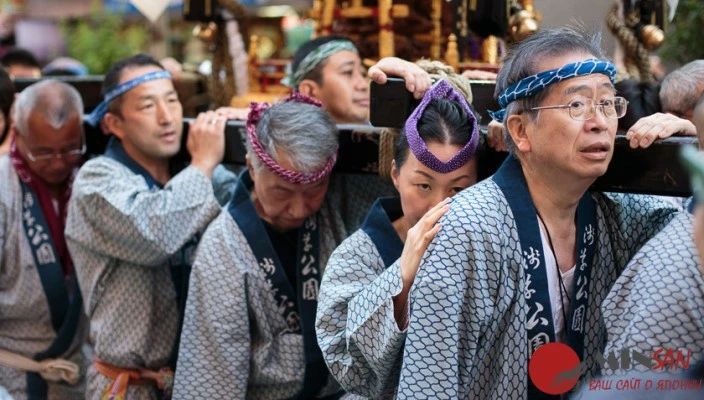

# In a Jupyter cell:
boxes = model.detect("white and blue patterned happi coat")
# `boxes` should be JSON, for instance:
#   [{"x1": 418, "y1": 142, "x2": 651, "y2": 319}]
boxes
[
  {"x1": 602, "y1": 203, "x2": 704, "y2": 373},
  {"x1": 172, "y1": 171, "x2": 378, "y2": 400},
  {"x1": 395, "y1": 177, "x2": 679, "y2": 399},
  {"x1": 0, "y1": 156, "x2": 88, "y2": 400},
  {"x1": 317, "y1": 197, "x2": 406, "y2": 399},
  {"x1": 65, "y1": 156, "x2": 236, "y2": 400}
]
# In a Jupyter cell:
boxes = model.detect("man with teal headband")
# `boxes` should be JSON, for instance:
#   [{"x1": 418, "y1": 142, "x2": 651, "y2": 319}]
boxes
[
  {"x1": 395, "y1": 27, "x2": 682, "y2": 399},
  {"x1": 284, "y1": 36, "x2": 431, "y2": 124},
  {"x1": 65, "y1": 54, "x2": 236, "y2": 400}
]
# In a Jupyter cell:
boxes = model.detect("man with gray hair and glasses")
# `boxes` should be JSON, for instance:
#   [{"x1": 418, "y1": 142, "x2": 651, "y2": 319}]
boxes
[
  {"x1": 393, "y1": 27, "x2": 682, "y2": 399},
  {"x1": 173, "y1": 94, "x2": 354, "y2": 399},
  {"x1": 0, "y1": 80, "x2": 87, "y2": 399}
]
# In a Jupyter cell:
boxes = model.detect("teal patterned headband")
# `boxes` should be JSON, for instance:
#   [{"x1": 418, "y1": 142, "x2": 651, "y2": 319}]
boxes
[
  {"x1": 283, "y1": 40, "x2": 358, "y2": 89},
  {"x1": 489, "y1": 58, "x2": 616, "y2": 122}
]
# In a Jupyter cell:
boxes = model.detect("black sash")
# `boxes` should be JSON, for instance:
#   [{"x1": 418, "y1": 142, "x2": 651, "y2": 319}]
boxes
[
  {"x1": 360, "y1": 197, "x2": 404, "y2": 268},
  {"x1": 103, "y1": 137, "x2": 197, "y2": 368},
  {"x1": 227, "y1": 170, "x2": 327, "y2": 399},
  {"x1": 493, "y1": 155, "x2": 598, "y2": 400},
  {"x1": 19, "y1": 181, "x2": 83, "y2": 399}
]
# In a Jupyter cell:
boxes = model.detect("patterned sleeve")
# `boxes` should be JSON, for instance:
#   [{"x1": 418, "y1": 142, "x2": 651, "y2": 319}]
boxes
[
  {"x1": 211, "y1": 164, "x2": 238, "y2": 206},
  {"x1": 66, "y1": 159, "x2": 221, "y2": 266},
  {"x1": 316, "y1": 231, "x2": 406, "y2": 398},
  {"x1": 398, "y1": 187, "x2": 510, "y2": 399},
  {"x1": 173, "y1": 213, "x2": 251, "y2": 399},
  {"x1": 600, "y1": 193, "x2": 680, "y2": 267}
]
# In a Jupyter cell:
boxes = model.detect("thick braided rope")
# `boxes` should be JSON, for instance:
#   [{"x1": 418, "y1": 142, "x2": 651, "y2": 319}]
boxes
[
  {"x1": 606, "y1": 4, "x2": 653, "y2": 82},
  {"x1": 378, "y1": 127, "x2": 399, "y2": 180},
  {"x1": 416, "y1": 59, "x2": 474, "y2": 103},
  {"x1": 405, "y1": 79, "x2": 479, "y2": 173},
  {"x1": 488, "y1": 58, "x2": 616, "y2": 122},
  {"x1": 210, "y1": 23, "x2": 236, "y2": 108},
  {"x1": 282, "y1": 40, "x2": 358, "y2": 89},
  {"x1": 246, "y1": 93, "x2": 338, "y2": 185},
  {"x1": 87, "y1": 70, "x2": 172, "y2": 127}
]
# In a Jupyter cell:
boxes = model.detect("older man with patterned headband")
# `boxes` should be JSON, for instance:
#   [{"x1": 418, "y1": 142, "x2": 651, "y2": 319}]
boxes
[
  {"x1": 65, "y1": 54, "x2": 236, "y2": 400},
  {"x1": 392, "y1": 27, "x2": 684, "y2": 399},
  {"x1": 173, "y1": 94, "x2": 357, "y2": 399}
]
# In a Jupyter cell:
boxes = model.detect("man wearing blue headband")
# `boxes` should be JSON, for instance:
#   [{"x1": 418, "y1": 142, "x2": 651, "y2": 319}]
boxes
[
  {"x1": 65, "y1": 54, "x2": 236, "y2": 400},
  {"x1": 394, "y1": 27, "x2": 682, "y2": 399}
]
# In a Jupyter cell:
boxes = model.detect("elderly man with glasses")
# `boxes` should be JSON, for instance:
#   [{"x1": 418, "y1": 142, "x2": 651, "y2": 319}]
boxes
[
  {"x1": 393, "y1": 27, "x2": 683, "y2": 399},
  {"x1": 0, "y1": 80, "x2": 88, "y2": 400}
]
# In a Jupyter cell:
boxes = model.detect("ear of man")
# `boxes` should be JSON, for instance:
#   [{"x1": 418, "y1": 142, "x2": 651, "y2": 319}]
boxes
[
  {"x1": 506, "y1": 113, "x2": 532, "y2": 153},
  {"x1": 104, "y1": 113, "x2": 125, "y2": 140},
  {"x1": 297, "y1": 80, "x2": 321, "y2": 99}
]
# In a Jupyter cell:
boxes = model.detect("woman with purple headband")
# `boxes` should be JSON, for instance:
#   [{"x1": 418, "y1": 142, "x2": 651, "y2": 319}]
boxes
[{"x1": 315, "y1": 78, "x2": 479, "y2": 398}]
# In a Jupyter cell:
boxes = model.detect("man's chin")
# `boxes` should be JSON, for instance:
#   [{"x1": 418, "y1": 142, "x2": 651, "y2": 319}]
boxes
[
  {"x1": 156, "y1": 144, "x2": 181, "y2": 159},
  {"x1": 41, "y1": 173, "x2": 72, "y2": 187}
]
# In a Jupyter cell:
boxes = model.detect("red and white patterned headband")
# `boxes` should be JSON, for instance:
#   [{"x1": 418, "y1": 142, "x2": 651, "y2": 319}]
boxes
[{"x1": 246, "y1": 92, "x2": 338, "y2": 185}]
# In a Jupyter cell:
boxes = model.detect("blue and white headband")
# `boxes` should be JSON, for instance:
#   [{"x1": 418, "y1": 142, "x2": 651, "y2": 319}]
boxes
[
  {"x1": 488, "y1": 58, "x2": 616, "y2": 122},
  {"x1": 87, "y1": 70, "x2": 173, "y2": 127}
]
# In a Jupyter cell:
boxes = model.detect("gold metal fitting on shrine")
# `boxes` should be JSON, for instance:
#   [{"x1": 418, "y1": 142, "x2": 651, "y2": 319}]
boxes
[
  {"x1": 641, "y1": 24, "x2": 665, "y2": 51},
  {"x1": 193, "y1": 22, "x2": 218, "y2": 43}
]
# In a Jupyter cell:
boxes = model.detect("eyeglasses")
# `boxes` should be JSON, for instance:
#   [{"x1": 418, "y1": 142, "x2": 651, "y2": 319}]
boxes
[
  {"x1": 529, "y1": 96, "x2": 628, "y2": 121},
  {"x1": 25, "y1": 144, "x2": 87, "y2": 163}
]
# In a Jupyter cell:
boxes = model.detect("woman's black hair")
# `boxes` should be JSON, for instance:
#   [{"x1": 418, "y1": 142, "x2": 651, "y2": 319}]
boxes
[
  {"x1": 393, "y1": 98, "x2": 476, "y2": 169},
  {"x1": 0, "y1": 67, "x2": 15, "y2": 143}
]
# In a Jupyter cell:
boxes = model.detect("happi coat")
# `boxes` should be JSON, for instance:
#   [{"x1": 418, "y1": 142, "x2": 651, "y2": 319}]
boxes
[
  {"x1": 316, "y1": 197, "x2": 406, "y2": 398},
  {"x1": 173, "y1": 169, "x2": 378, "y2": 399},
  {"x1": 396, "y1": 155, "x2": 679, "y2": 399},
  {"x1": 65, "y1": 138, "x2": 236, "y2": 399},
  {"x1": 0, "y1": 155, "x2": 87, "y2": 400},
  {"x1": 602, "y1": 199, "x2": 704, "y2": 372}
]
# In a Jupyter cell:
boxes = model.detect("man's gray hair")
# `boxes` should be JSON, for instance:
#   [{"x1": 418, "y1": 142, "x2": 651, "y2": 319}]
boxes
[
  {"x1": 660, "y1": 60, "x2": 704, "y2": 117},
  {"x1": 13, "y1": 79, "x2": 84, "y2": 137},
  {"x1": 246, "y1": 101, "x2": 338, "y2": 174},
  {"x1": 495, "y1": 26, "x2": 608, "y2": 153}
]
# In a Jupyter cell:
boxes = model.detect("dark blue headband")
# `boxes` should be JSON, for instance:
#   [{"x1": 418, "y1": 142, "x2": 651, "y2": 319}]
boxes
[
  {"x1": 87, "y1": 70, "x2": 172, "y2": 127},
  {"x1": 488, "y1": 58, "x2": 616, "y2": 122}
]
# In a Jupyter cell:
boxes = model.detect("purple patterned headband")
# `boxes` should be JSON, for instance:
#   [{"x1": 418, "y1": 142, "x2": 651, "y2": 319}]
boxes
[
  {"x1": 246, "y1": 92, "x2": 338, "y2": 185},
  {"x1": 405, "y1": 79, "x2": 479, "y2": 173}
]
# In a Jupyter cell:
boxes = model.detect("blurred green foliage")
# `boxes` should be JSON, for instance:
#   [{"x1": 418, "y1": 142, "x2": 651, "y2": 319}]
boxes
[
  {"x1": 61, "y1": 1, "x2": 147, "y2": 74},
  {"x1": 661, "y1": 0, "x2": 704, "y2": 64}
]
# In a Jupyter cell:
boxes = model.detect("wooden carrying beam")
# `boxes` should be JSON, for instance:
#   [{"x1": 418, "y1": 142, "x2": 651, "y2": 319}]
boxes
[
  {"x1": 82, "y1": 119, "x2": 696, "y2": 197},
  {"x1": 22, "y1": 76, "x2": 693, "y2": 196}
]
